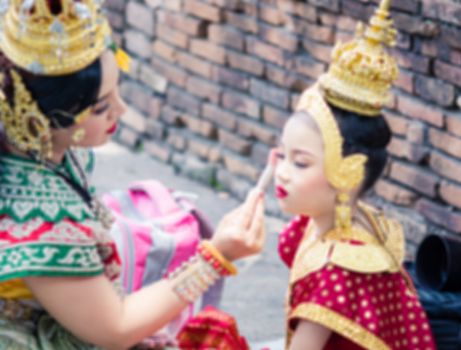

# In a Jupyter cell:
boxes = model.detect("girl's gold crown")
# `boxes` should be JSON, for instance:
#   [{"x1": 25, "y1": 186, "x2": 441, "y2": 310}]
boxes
[
  {"x1": 0, "y1": 0, "x2": 111, "y2": 75},
  {"x1": 319, "y1": 0, "x2": 399, "y2": 117}
]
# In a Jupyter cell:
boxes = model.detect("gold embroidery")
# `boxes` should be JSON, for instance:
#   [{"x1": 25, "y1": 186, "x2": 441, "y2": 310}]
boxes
[{"x1": 289, "y1": 303, "x2": 391, "y2": 350}]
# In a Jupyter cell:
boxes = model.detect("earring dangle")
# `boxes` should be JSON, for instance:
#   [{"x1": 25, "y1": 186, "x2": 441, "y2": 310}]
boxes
[{"x1": 72, "y1": 128, "x2": 86, "y2": 144}]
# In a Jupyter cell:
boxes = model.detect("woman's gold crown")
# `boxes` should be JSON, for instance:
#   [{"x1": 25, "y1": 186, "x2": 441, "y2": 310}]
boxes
[
  {"x1": 0, "y1": 0, "x2": 111, "y2": 75},
  {"x1": 319, "y1": 0, "x2": 399, "y2": 117}
]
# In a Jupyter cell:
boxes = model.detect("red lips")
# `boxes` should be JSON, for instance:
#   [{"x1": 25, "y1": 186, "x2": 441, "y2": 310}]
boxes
[
  {"x1": 107, "y1": 123, "x2": 118, "y2": 134},
  {"x1": 276, "y1": 186, "x2": 288, "y2": 199}
]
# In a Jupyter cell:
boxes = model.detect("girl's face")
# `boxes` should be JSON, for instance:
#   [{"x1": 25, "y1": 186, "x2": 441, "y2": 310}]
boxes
[
  {"x1": 274, "y1": 113, "x2": 336, "y2": 218},
  {"x1": 52, "y1": 51, "x2": 127, "y2": 150}
]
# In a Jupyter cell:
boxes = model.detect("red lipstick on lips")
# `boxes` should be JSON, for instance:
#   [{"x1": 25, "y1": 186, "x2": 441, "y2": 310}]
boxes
[
  {"x1": 276, "y1": 186, "x2": 288, "y2": 199},
  {"x1": 107, "y1": 123, "x2": 118, "y2": 134}
]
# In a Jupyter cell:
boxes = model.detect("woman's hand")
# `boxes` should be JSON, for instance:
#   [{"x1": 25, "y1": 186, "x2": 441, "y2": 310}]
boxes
[{"x1": 210, "y1": 189, "x2": 266, "y2": 261}]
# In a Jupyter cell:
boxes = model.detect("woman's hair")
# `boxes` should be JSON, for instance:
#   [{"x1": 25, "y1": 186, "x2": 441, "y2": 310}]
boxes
[
  {"x1": 329, "y1": 104, "x2": 391, "y2": 194},
  {"x1": 0, "y1": 52, "x2": 102, "y2": 129}
]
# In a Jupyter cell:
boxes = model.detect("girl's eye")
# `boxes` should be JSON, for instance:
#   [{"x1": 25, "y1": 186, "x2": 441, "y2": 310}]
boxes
[
  {"x1": 275, "y1": 152, "x2": 285, "y2": 160},
  {"x1": 294, "y1": 162, "x2": 309, "y2": 169},
  {"x1": 93, "y1": 104, "x2": 110, "y2": 115}
]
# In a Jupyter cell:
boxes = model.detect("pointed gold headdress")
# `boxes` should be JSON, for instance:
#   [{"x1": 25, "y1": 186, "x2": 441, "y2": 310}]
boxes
[
  {"x1": 296, "y1": 0, "x2": 398, "y2": 234},
  {"x1": 0, "y1": 0, "x2": 112, "y2": 75}
]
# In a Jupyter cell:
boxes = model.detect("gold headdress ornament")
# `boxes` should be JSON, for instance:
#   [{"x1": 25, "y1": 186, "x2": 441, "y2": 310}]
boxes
[
  {"x1": 0, "y1": 0, "x2": 112, "y2": 75},
  {"x1": 296, "y1": 0, "x2": 399, "y2": 234},
  {"x1": 0, "y1": 0, "x2": 131, "y2": 159}
]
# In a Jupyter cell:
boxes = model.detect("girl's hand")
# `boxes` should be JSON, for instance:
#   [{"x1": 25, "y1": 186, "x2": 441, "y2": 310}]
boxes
[{"x1": 211, "y1": 189, "x2": 266, "y2": 261}]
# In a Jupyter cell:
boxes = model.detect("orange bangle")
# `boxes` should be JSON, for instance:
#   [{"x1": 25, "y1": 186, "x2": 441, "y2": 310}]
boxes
[{"x1": 200, "y1": 241, "x2": 238, "y2": 276}]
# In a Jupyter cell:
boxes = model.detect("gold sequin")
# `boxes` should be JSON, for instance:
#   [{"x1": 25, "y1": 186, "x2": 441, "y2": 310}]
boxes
[
  {"x1": 334, "y1": 284, "x2": 342, "y2": 292},
  {"x1": 321, "y1": 290, "x2": 329, "y2": 297},
  {"x1": 338, "y1": 295, "x2": 346, "y2": 304},
  {"x1": 284, "y1": 247, "x2": 290, "y2": 253},
  {"x1": 331, "y1": 273, "x2": 338, "y2": 281},
  {"x1": 361, "y1": 300, "x2": 369, "y2": 307},
  {"x1": 364, "y1": 311, "x2": 372, "y2": 319}
]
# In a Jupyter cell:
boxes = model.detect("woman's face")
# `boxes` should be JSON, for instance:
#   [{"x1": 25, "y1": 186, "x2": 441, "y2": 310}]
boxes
[
  {"x1": 274, "y1": 113, "x2": 336, "y2": 218},
  {"x1": 52, "y1": 51, "x2": 127, "y2": 149}
]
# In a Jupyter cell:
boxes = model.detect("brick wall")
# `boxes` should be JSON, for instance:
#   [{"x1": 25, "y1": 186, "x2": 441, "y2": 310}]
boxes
[{"x1": 106, "y1": 0, "x2": 461, "y2": 254}]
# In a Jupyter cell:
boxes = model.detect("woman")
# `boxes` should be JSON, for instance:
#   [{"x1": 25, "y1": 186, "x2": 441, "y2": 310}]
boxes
[
  {"x1": 0, "y1": 0, "x2": 265, "y2": 349},
  {"x1": 274, "y1": 1, "x2": 436, "y2": 349}
]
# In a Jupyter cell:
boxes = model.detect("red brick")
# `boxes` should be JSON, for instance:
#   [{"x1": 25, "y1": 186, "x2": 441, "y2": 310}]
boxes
[
  {"x1": 157, "y1": 10, "x2": 206, "y2": 36},
  {"x1": 388, "y1": 138, "x2": 428, "y2": 164},
  {"x1": 415, "y1": 75, "x2": 455, "y2": 108},
  {"x1": 161, "y1": 105, "x2": 182, "y2": 126},
  {"x1": 106, "y1": 0, "x2": 125, "y2": 11},
  {"x1": 152, "y1": 40, "x2": 177, "y2": 63},
  {"x1": 251, "y1": 142, "x2": 271, "y2": 167},
  {"x1": 429, "y1": 128, "x2": 461, "y2": 159},
  {"x1": 259, "y1": 5, "x2": 286, "y2": 26},
  {"x1": 382, "y1": 110, "x2": 408, "y2": 136},
  {"x1": 451, "y1": 50, "x2": 461, "y2": 66},
  {"x1": 397, "y1": 94, "x2": 444, "y2": 128},
  {"x1": 407, "y1": 121, "x2": 427, "y2": 144},
  {"x1": 225, "y1": 12, "x2": 258, "y2": 33},
  {"x1": 207, "y1": 0, "x2": 243, "y2": 10},
  {"x1": 302, "y1": 39, "x2": 332, "y2": 63},
  {"x1": 389, "y1": 161, "x2": 438, "y2": 197},
  {"x1": 309, "y1": 0, "x2": 339, "y2": 12},
  {"x1": 144, "y1": 140, "x2": 171, "y2": 163},
  {"x1": 266, "y1": 64, "x2": 311, "y2": 91},
  {"x1": 222, "y1": 91, "x2": 260, "y2": 119},
  {"x1": 186, "y1": 76, "x2": 221, "y2": 104},
  {"x1": 237, "y1": 119, "x2": 278, "y2": 145},
  {"x1": 227, "y1": 51, "x2": 264, "y2": 76},
  {"x1": 156, "y1": 25, "x2": 189, "y2": 49},
  {"x1": 434, "y1": 60, "x2": 461, "y2": 88},
  {"x1": 259, "y1": 24, "x2": 298, "y2": 52},
  {"x1": 422, "y1": 0, "x2": 461, "y2": 27},
  {"x1": 430, "y1": 151, "x2": 461, "y2": 183},
  {"x1": 208, "y1": 25, "x2": 244, "y2": 50},
  {"x1": 336, "y1": 16, "x2": 356, "y2": 32},
  {"x1": 145, "y1": 118, "x2": 165, "y2": 139},
  {"x1": 394, "y1": 69, "x2": 413, "y2": 94},
  {"x1": 211, "y1": 66, "x2": 249, "y2": 91},
  {"x1": 190, "y1": 39, "x2": 226, "y2": 64},
  {"x1": 440, "y1": 181, "x2": 461, "y2": 210},
  {"x1": 290, "y1": 18, "x2": 335, "y2": 44},
  {"x1": 242, "y1": 2, "x2": 257, "y2": 16},
  {"x1": 126, "y1": 2, "x2": 155, "y2": 36},
  {"x1": 342, "y1": 0, "x2": 373, "y2": 20},
  {"x1": 188, "y1": 136, "x2": 222, "y2": 162},
  {"x1": 395, "y1": 50, "x2": 430, "y2": 74},
  {"x1": 393, "y1": 12, "x2": 439, "y2": 37},
  {"x1": 184, "y1": 0, "x2": 223, "y2": 22},
  {"x1": 107, "y1": 12, "x2": 124, "y2": 30},
  {"x1": 219, "y1": 129, "x2": 252, "y2": 155},
  {"x1": 139, "y1": 64, "x2": 168, "y2": 93},
  {"x1": 293, "y1": 2, "x2": 317, "y2": 22},
  {"x1": 202, "y1": 103, "x2": 238, "y2": 130},
  {"x1": 375, "y1": 179, "x2": 417, "y2": 207},
  {"x1": 151, "y1": 57, "x2": 188, "y2": 87},
  {"x1": 440, "y1": 26, "x2": 461, "y2": 51},
  {"x1": 295, "y1": 56, "x2": 326, "y2": 79},
  {"x1": 263, "y1": 105, "x2": 290, "y2": 129},
  {"x1": 148, "y1": 96, "x2": 162, "y2": 120},
  {"x1": 223, "y1": 152, "x2": 260, "y2": 181},
  {"x1": 446, "y1": 112, "x2": 461, "y2": 138},
  {"x1": 416, "y1": 198, "x2": 461, "y2": 232},
  {"x1": 120, "y1": 82, "x2": 151, "y2": 113},
  {"x1": 167, "y1": 129, "x2": 188, "y2": 150},
  {"x1": 181, "y1": 114, "x2": 217, "y2": 138},
  {"x1": 177, "y1": 51, "x2": 213, "y2": 78},
  {"x1": 124, "y1": 30, "x2": 152, "y2": 58},
  {"x1": 246, "y1": 36, "x2": 286, "y2": 66},
  {"x1": 167, "y1": 87, "x2": 201, "y2": 115},
  {"x1": 250, "y1": 79, "x2": 290, "y2": 109}
]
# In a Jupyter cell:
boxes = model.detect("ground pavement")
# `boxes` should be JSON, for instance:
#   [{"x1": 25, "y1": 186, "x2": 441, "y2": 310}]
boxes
[{"x1": 93, "y1": 142, "x2": 288, "y2": 348}]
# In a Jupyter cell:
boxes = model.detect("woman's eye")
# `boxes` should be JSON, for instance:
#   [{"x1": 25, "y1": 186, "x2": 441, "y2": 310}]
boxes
[
  {"x1": 93, "y1": 104, "x2": 110, "y2": 114},
  {"x1": 275, "y1": 152, "x2": 285, "y2": 160},
  {"x1": 294, "y1": 161, "x2": 309, "y2": 169}
]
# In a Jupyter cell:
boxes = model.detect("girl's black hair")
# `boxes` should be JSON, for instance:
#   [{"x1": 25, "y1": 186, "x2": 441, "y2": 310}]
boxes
[
  {"x1": 1, "y1": 53, "x2": 102, "y2": 129},
  {"x1": 329, "y1": 103, "x2": 392, "y2": 194}
]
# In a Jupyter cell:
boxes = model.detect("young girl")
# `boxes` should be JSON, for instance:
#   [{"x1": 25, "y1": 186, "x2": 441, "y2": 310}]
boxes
[{"x1": 276, "y1": 1, "x2": 436, "y2": 349}]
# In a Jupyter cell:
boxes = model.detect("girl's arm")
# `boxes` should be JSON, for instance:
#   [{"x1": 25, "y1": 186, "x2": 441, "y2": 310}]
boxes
[
  {"x1": 25, "y1": 190, "x2": 265, "y2": 350},
  {"x1": 289, "y1": 320, "x2": 332, "y2": 350}
]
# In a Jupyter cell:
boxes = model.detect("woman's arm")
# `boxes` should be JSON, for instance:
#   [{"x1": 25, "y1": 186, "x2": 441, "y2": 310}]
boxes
[
  {"x1": 25, "y1": 275, "x2": 188, "y2": 350},
  {"x1": 25, "y1": 190, "x2": 265, "y2": 350},
  {"x1": 289, "y1": 320, "x2": 332, "y2": 350}
]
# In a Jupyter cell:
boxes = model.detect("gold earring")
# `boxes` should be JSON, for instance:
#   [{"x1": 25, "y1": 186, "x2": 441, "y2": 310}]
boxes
[
  {"x1": 72, "y1": 128, "x2": 86, "y2": 144},
  {"x1": 335, "y1": 192, "x2": 352, "y2": 231}
]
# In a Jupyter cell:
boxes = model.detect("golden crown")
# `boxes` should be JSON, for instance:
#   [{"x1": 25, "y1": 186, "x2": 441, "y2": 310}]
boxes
[
  {"x1": 319, "y1": 0, "x2": 399, "y2": 116},
  {"x1": 0, "y1": 0, "x2": 112, "y2": 75}
]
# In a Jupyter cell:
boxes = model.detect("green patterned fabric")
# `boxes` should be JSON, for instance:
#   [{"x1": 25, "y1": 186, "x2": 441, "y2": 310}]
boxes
[{"x1": 0, "y1": 149, "x2": 96, "y2": 223}]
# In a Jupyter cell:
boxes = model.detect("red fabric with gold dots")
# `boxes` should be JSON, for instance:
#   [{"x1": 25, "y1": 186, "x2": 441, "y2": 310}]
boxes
[{"x1": 279, "y1": 217, "x2": 436, "y2": 350}]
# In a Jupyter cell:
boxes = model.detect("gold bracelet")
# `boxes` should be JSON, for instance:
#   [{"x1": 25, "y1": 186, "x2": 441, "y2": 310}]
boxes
[{"x1": 199, "y1": 240, "x2": 238, "y2": 276}]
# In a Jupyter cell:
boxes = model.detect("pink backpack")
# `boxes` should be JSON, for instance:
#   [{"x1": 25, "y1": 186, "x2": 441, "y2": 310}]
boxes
[{"x1": 102, "y1": 180, "x2": 223, "y2": 347}]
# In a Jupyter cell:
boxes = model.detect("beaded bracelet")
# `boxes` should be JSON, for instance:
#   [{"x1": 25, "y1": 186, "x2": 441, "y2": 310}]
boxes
[{"x1": 198, "y1": 240, "x2": 238, "y2": 276}]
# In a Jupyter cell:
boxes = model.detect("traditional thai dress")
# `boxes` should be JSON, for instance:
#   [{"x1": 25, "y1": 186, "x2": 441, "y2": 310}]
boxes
[
  {"x1": 279, "y1": 204, "x2": 437, "y2": 350},
  {"x1": 0, "y1": 150, "x2": 122, "y2": 349}
]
